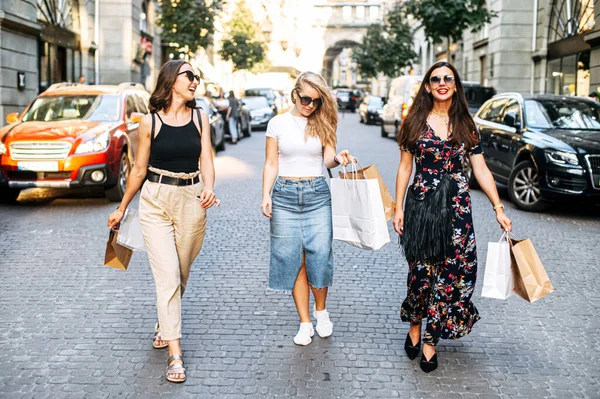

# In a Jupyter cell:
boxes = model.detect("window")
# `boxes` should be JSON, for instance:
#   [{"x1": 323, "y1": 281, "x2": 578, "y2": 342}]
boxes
[
  {"x1": 140, "y1": 1, "x2": 148, "y2": 33},
  {"x1": 23, "y1": 95, "x2": 120, "y2": 122},
  {"x1": 479, "y1": 98, "x2": 507, "y2": 123},
  {"x1": 134, "y1": 94, "x2": 149, "y2": 114},
  {"x1": 369, "y1": 6, "x2": 378, "y2": 20},
  {"x1": 356, "y1": 6, "x2": 365, "y2": 19},
  {"x1": 126, "y1": 95, "x2": 139, "y2": 119},
  {"x1": 502, "y1": 100, "x2": 522, "y2": 126},
  {"x1": 342, "y1": 6, "x2": 352, "y2": 20}
]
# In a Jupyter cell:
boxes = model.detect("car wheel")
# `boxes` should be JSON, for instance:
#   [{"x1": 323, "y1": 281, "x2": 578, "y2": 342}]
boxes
[
  {"x1": 216, "y1": 133, "x2": 226, "y2": 152},
  {"x1": 462, "y1": 157, "x2": 479, "y2": 189},
  {"x1": 508, "y1": 160, "x2": 546, "y2": 212},
  {"x1": 381, "y1": 124, "x2": 387, "y2": 138},
  {"x1": 0, "y1": 187, "x2": 21, "y2": 203},
  {"x1": 105, "y1": 151, "x2": 130, "y2": 202}
]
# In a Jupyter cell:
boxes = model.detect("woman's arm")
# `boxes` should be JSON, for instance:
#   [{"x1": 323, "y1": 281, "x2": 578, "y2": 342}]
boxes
[
  {"x1": 392, "y1": 150, "x2": 414, "y2": 235},
  {"x1": 107, "y1": 114, "x2": 152, "y2": 228},
  {"x1": 470, "y1": 153, "x2": 512, "y2": 231},
  {"x1": 323, "y1": 144, "x2": 356, "y2": 169},
  {"x1": 198, "y1": 111, "x2": 218, "y2": 209},
  {"x1": 261, "y1": 137, "x2": 279, "y2": 218}
]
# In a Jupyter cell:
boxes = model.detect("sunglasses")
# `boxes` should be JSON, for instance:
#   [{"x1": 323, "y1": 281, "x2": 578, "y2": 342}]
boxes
[
  {"x1": 296, "y1": 91, "x2": 322, "y2": 108},
  {"x1": 429, "y1": 75, "x2": 455, "y2": 86},
  {"x1": 178, "y1": 70, "x2": 200, "y2": 82}
]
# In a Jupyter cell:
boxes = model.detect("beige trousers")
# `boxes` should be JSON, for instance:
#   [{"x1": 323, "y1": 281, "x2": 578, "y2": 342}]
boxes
[{"x1": 139, "y1": 180, "x2": 207, "y2": 340}]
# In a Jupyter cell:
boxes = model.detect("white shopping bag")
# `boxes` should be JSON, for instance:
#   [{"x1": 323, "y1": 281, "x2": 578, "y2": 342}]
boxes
[
  {"x1": 481, "y1": 232, "x2": 513, "y2": 299},
  {"x1": 116, "y1": 208, "x2": 146, "y2": 252},
  {"x1": 330, "y1": 166, "x2": 390, "y2": 250}
]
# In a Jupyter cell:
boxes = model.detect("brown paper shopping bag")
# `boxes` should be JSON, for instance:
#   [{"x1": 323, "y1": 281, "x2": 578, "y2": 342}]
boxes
[
  {"x1": 338, "y1": 164, "x2": 396, "y2": 221},
  {"x1": 508, "y1": 235, "x2": 553, "y2": 303},
  {"x1": 104, "y1": 229, "x2": 133, "y2": 270}
]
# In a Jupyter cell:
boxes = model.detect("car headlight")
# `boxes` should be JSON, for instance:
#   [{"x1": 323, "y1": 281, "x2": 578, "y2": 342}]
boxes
[
  {"x1": 75, "y1": 131, "x2": 110, "y2": 154},
  {"x1": 0, "y1": 142, "x2": 6, "y2": 155},
  {"x1": 544, "y1": 149, "x2": 579, "y2": 166}
]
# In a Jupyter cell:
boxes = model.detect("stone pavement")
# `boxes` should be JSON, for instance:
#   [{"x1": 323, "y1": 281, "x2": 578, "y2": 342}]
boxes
[{"x1": 0, "y1": 112, "x2": 599, "y2": 398}]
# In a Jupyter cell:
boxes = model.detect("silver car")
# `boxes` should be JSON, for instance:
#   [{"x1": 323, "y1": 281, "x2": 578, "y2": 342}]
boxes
[{"x1": 196, "y1": 97, "x2": 226, "y2": 152}]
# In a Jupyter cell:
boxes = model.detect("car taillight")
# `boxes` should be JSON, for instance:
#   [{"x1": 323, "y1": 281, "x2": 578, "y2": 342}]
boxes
[
  {"x1": 401, "y1": 103, "x2": 409, "y2": 118},
  {"x1": 351, "y1": 96, "x2": 357, "y2": 101}
]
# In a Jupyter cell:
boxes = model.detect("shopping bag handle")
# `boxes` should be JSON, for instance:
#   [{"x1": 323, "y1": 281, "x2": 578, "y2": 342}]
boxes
[{"x1": 326, "y1": 159, "x2": 360, "y2": 179}]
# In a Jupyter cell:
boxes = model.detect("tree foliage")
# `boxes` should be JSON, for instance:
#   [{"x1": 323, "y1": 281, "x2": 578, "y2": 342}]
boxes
[
  {"x1": 404, "y1": 0, "x2": 497, "y2": 44},
  {"x1": 353, "y1": 6, "x2": 417, "y2": 78},
  {"x1": 219, "y1": 1, "x2": 268, "y2": 72},
  {"x1": 158, "y1": 0, "x2": 223, "y2": 57}
]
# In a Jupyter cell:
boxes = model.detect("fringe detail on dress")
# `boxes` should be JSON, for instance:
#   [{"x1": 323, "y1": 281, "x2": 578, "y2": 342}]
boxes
[
  {"x1": 148, "y1": 166, "x2": 201, "y2": 179},
  {"x1": 401, "y1": 175, "x2": 453, "y2": 264}
]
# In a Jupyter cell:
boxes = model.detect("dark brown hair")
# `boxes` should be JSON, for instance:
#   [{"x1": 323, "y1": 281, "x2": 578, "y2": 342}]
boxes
[
  {"x1": 149, "y1": 60, "x2": 197, "y2": 113},
  {"x1": 398, "y1": 61, "x2": 477, "y2": 151}
]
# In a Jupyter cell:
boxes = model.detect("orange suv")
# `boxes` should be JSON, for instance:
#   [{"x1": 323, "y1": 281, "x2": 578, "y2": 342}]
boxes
[{"x1": 0, "y1": 82, "x2": 149, "y2": 202}]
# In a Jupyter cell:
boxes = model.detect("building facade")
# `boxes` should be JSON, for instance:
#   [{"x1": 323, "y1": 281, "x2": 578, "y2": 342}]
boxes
[{"x1": 0, "y1": 0, "x2": 162, "y2": 125}]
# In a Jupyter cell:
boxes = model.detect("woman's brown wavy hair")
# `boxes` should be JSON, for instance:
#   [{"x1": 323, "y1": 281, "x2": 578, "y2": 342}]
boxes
[
  {"x1": 397, "y1": 61, "x2": 477, "y2": 151},
  {"x1": 149, "y1": 60, "x2": 197, "y2": 114},
  {"x1": 292, "y1": 72, "x2": 338, "y2": 147}
]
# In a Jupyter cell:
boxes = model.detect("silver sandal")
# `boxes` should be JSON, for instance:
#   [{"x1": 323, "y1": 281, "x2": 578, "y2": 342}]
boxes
[
  {"x1": 153, "y1": 322, "x2": 168, "y2": 349},
  {"x1": 166, "y1": 354, "x2": 186, "y2": 383}
]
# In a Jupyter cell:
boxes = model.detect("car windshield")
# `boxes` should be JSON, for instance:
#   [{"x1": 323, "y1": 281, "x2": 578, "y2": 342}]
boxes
[
  {"x1": 245, "y1": 89, "x2": 274, "y2": 100},
  {"x1": 369, "y1": 97, "x2": 383, "y2": 106},
  {"x1": 337, "y1": 91, "x2": 350, "y2": 100},
  {"x1": 243, "y1": 97, "x2": 269, "y2": 109},
  {"x1": 22, "y1": 95, "x2": 121, "y2": 122},
  {"x1": 525, "y1": 99, "x2": 600, "y2": 129}
]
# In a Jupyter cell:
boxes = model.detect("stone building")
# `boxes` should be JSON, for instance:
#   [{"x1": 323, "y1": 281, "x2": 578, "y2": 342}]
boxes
[{"x1": 0, "y1": 0, "x2": 162, "y2": 125}]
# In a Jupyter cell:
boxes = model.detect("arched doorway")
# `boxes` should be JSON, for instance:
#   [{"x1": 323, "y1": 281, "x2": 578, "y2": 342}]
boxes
[
  {"x1": 545, "y1": 0, "x2": 596, "y2": 96},
  {"x1": 323, "y1": 39, "x2": 361, "y2": 88}
]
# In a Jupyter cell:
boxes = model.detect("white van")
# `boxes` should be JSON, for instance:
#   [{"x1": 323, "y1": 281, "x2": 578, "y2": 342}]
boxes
[{"x1": 381, "y1": 75, "x2": 423, "y2": 138}]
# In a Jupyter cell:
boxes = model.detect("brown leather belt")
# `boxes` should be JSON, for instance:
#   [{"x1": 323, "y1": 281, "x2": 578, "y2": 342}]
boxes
[{"x1": 147, "y1": 170, "x2": 200, "y2": 186}]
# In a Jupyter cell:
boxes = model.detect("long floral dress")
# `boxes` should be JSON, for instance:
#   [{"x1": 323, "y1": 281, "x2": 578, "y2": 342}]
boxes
[{"x1": 400, "y1": 124, "x2": 482, "y2": 346}]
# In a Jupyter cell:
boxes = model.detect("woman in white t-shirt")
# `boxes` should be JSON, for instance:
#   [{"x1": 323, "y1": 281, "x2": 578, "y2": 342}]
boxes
[{"x1": 261, "y1": 71, "x2": 355, "y2": 346}]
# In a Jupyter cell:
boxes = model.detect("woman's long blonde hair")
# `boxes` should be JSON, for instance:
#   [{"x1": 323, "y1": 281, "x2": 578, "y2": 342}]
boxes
[{"x1": 293, "y1": 72, "x2": 338, "y2": 147}]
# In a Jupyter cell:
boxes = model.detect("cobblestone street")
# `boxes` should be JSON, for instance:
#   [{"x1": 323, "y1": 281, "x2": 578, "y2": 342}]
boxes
[{"x1": 1, "y1": 112, "x2": 599, "y2": 398}]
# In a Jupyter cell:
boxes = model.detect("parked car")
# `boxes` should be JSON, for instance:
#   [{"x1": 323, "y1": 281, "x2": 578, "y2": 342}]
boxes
[
  {"x1": 359, "y1": 95, "x2": 385, "y2": 125},
  {"x1": 471, "y1": 93, "x2": 600, "y2": 211},
  {"x1": 463, "y1": 81, "x2": 496, "y2": 115},
  {"x1": 195, "y1": 97, "x2": 226, "y2": 152},
  {"x1": 381, "y1": 75, "x2": 423, "y2": 138},
  {"x1": 241, "y1": 96, "x2": 276, "y2": 130},
  {"x1": 244, "y1": 88, "x2": 281, "y2": 114},
  {"x1": 335, "y1": 89, "x2": 358, "y2": 112},
  {"x1": 0, "y1": 82, "x2": 149, "y2": 203},
  {"x1": 237, "y1": 100, "x2": 252, "y2": 138}
]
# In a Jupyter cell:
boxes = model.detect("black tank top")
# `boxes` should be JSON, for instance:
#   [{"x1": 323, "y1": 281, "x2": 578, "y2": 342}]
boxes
[{"x1": 149, "y1": 109, "x2": 202, "y2": 173}]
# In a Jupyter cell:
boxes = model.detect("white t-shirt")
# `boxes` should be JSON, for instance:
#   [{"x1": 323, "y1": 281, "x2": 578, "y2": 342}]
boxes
[{"x1": 266, "y1": 112, "x2": 323, "y2": 177}]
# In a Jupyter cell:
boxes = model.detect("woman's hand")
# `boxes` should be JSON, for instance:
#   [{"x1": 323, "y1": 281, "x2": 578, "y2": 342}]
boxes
[
  {"x1": 108, "y1": 209, "x2": 124, "y2": 230},
  {"x1": 496, "y1": 210, "x2": 512, "y2": 232},
  {"x1": 393, "y1": 209, "x2": 404, "y2": 235},
  {"x1": 335, "y1": 150, "x2": 357, "y2": 166},
  {"x1": 199, "y1": 189, "x2": 220, "y2": 209},
  {"x1": 261, "y1": 195, "x2": 272, "y2": 218}
]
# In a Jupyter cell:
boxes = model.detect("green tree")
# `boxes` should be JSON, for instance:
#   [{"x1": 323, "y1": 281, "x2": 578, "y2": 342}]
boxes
[
  {"x1": 219, "y1": 1, "x2": 268, "y2": 71},
  {"x1": 404, "y1": 0, "x2": 497, "y2": 44},
  {"x1": 353, "y1": 6, "x2": 416, "y2": 78},
  {"x1": 158, "y1": 0, "x2": 223, "y2": 58}
]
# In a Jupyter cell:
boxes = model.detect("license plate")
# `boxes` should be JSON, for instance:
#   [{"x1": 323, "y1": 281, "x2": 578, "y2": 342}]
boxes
[{"x1": 18, "y1": 161, "x2": 59, "y2": 172}]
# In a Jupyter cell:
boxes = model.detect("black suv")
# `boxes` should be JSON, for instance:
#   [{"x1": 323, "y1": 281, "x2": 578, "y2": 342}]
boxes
[{"x1": 472, "y1": 93, "x2": 600, "y2": 211}]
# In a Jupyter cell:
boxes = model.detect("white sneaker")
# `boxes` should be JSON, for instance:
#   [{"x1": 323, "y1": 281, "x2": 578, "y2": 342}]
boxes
[
  {"x1": 293, "y1": 322, "x2": 314, "y2": 346},
  {"x1": 313, "y1": 306, "x2": 333, "y2": 338}
]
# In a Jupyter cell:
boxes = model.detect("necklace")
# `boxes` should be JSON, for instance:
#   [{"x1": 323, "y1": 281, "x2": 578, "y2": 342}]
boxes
[
  {"x1": 430, "y1": 110, "x2": 449, "y2": 126},
  {"x1": 291, "y1": 113, "x2": 307, "y2": 134}
]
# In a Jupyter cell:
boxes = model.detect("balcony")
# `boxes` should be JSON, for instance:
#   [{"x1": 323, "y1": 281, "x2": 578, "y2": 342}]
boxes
[{"x1": 313, "y1": 2, "x2": 383, "y2": 28}]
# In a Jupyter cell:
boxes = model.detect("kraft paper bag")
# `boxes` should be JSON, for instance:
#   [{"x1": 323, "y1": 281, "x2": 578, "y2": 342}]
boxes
[
  {"x1": 104, "y1": 229, "x2": 133, "y2": 270},
  {"x1": 481, "y1": 232, "x2": 513, "y2": 300},
  {"x1": 339, "y1": 164, "x2": 395, "y2": 221},
  {"x1": 331, "y1": 166, "x2": 390, "y2": 250},
  {"x1": 508, "y1": 234, "x2": 554, "y2": 303},
  {"x1": 116, "y1": 208, "x2": 146, "y2": 252}
]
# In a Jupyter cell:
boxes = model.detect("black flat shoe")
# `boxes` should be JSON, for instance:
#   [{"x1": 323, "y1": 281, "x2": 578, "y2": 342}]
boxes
[
  {"x1": 404, "y1": 333, "x2": 421, "y2": 360},
  {"x1": 420, "y1": 352, "x2": 438, "y2": 373}
]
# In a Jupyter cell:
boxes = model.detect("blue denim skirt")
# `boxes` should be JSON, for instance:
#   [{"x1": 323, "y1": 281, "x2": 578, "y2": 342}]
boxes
[{"x1": 269, "y1": 176, "x2": 334, "y2": 291}]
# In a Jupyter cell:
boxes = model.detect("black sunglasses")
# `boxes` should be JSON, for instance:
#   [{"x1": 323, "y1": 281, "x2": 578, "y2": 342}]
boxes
[
  {"x1": 429, "y1": 75, "x2": 455, "y2": 86},
  {"x1": 178, "y1": 70, "x2": 200, "y2": 82},
  {"x1": 296, "y1": 91, "x2": 322, "y2": 108}
]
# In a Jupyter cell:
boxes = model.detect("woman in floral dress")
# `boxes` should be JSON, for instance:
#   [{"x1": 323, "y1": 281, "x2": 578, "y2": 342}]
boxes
[{"x1": 393, "y1": 61, "x2": 513, "y2": 373}]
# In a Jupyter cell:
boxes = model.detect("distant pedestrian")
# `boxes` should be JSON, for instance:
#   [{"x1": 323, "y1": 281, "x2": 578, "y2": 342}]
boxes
[
  {"x1": 260, "y1": 71, "x2": 356, "y2": 346},
  {"x1": 393, "y1": 61, "x2": 512, "y2": 373},
  {"x1": 589, "y1": 92, "x2": 598, "y2": 101},
  {"x1": 78, "y1": 75, "x2": 86, "y2": 85},
  {"x1": 107, "y1": 60, "x2": 219, "y2": 383},
  {"x1": 226, "y1": 90, "x2": 239, "y2": 144}
]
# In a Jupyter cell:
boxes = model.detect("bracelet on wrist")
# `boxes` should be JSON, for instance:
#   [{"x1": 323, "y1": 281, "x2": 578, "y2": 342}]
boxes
[{"x1": 493, "y1": 203, "x2": 505, "y2": 211}]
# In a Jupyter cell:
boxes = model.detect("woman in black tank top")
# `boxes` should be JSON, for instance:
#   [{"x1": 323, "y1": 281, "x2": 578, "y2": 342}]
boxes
[{"x1": 107, "y1": 60, "x2": 218, "y2": 383}]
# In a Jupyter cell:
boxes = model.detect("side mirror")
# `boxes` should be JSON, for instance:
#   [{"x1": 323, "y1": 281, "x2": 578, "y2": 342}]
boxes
[
  {"x1": 503, "y1": 112, "x2": 521, "y2": 130},
  {"x1": 6, "y1": 112, "x2": 19, "y2": 124},
  {"x1": 130, "y1": 112, "x2": 144, "y2": 123}
]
